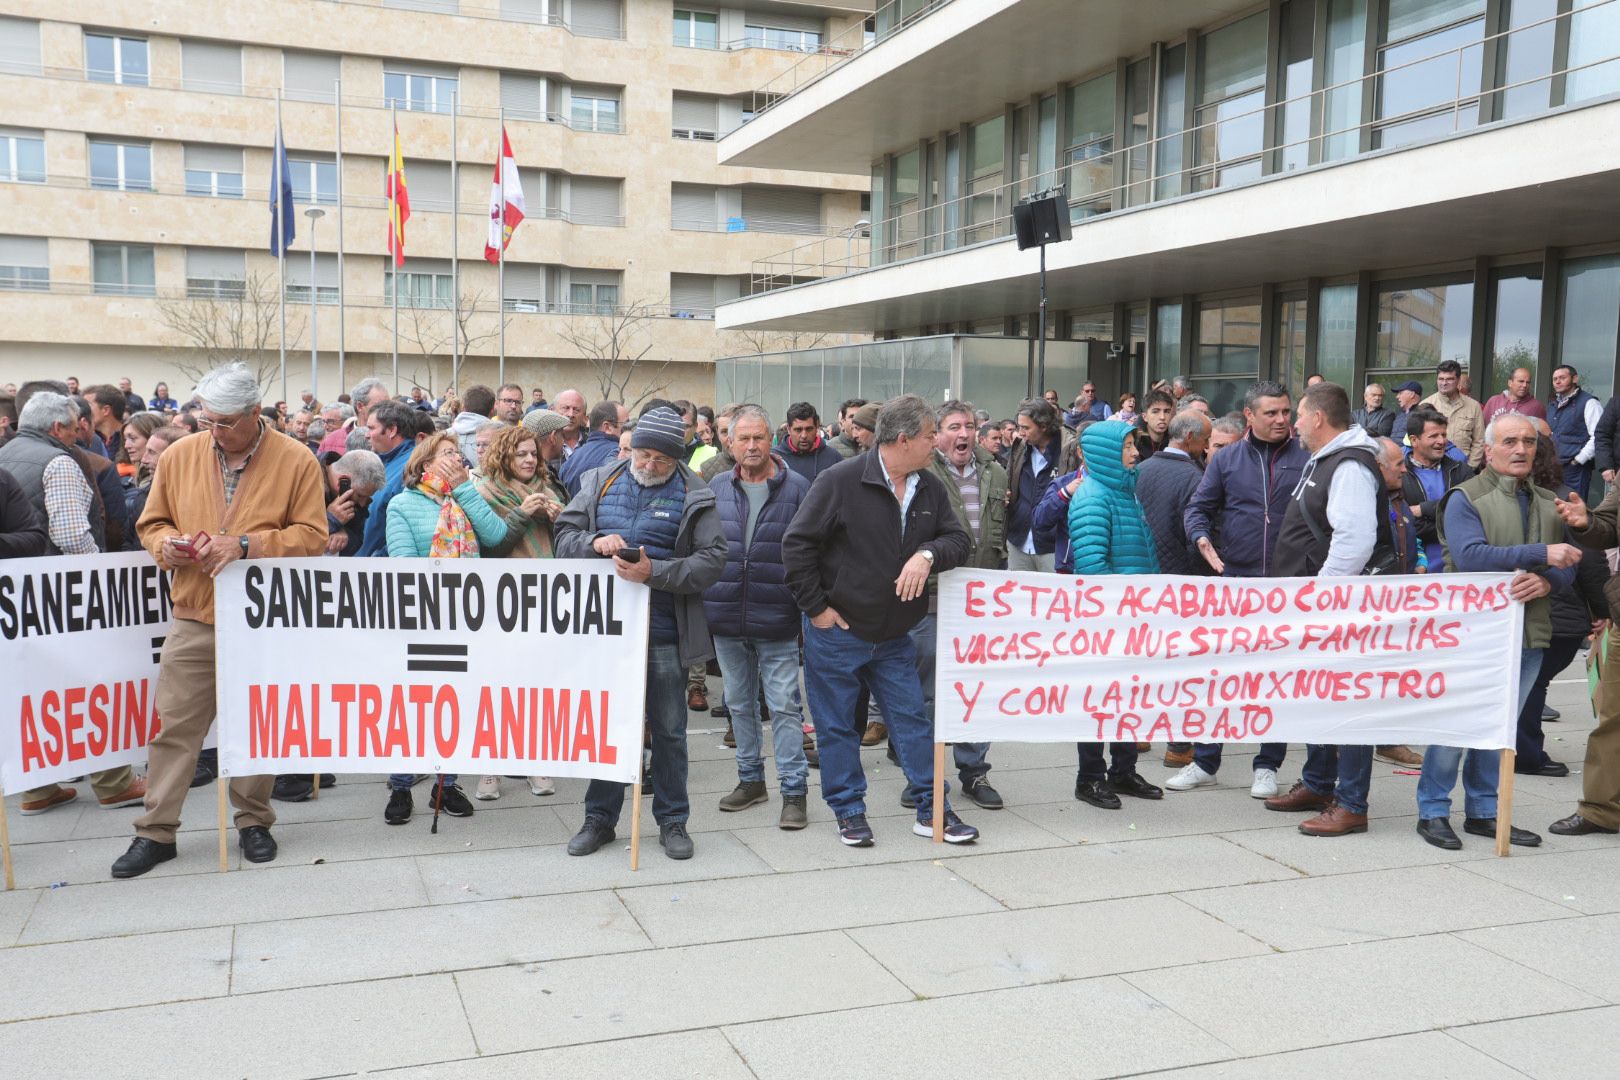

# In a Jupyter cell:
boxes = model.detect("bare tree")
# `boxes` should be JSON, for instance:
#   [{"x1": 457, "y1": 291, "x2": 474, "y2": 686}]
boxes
[
  {"x1": 384, "y1": 287, "x2": 503, "y2": 394},
  {"x1": 156, "y1": 271, "x2": 306, "y2": 391},
  {"x1": 720, "y1": 328, "x2": 835, "y2": 357},
  {"x1": 558, "y1": 297, "x2": 675, "y2": 410}
]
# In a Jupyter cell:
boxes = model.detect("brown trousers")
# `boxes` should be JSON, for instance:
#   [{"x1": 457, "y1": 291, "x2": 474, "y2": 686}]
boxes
[
  {"x1": 1580, "y1": 629, "x2": 1620, "y2": 829},
  {"x1": 134, "y1": 618, "x2": 274, "y2": 844},
  {"x1": 22, "y1": 766, "x2": 134, "y2": 804}
]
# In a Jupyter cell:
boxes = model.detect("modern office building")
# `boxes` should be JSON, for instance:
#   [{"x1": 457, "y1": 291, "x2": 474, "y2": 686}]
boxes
[
  {"x1": 0, "y1": 0, "x2": 869, "y2": 406},
  {"x1": 714, "y1": 0, "x2": 1620, "y2": 424}
]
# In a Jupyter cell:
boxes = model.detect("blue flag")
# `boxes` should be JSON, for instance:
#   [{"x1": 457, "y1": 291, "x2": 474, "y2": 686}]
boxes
[{"x1": 269, "y1": 123, "x2": 295, "y2": 256}]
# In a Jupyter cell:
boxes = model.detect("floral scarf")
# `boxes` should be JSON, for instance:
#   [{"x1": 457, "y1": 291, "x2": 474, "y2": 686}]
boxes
[
  {"x1": 473, "y1": 472, "x2": 554, "y2": 559},
  {"x1": 417, "y1": 472, "x2": 478, "y2": 558}
]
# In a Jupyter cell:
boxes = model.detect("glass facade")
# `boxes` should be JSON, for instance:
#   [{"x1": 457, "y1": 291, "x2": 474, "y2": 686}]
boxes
[
  {"x1": 1373, "y1": 279, "x2": 1473, "y2": 395},
  {"x1": 1488, "y1": 270, "x2": 1541, "y2": 395},
  {"x1": 1192, "y1": 298, "x2": 1262, "y2": 414},
  {"x1": 1194, "y1": 12, "x2": 1268, "y2": 190}
]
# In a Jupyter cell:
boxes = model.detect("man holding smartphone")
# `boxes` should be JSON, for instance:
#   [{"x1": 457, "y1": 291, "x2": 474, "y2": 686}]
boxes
[{"x1": 111, "y1": 362, "x2": 328, "y2": 879}]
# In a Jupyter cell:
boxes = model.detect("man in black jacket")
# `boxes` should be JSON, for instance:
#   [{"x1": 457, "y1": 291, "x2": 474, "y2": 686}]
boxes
[
  {"x1": 1136, "y1": 410, "x2": 1210, "y2": 574},
  {"x1": 782, "y1": 395, "x2": 976, "y2": 848},
  {"x1": 1402, "y1": 407, "x2": 1472, "y2": 572},
  {"x1": 0, "y1": 469, "x2": 46, "y2": 558}
]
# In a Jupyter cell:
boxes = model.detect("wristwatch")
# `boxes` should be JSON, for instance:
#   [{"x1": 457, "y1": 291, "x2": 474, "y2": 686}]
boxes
[
  {"x1": 238, "y1": 535, "x2": 250, "y2": 558},
  {"x1": 920, "y1": 549, "x2": 935, "y2": 564}
]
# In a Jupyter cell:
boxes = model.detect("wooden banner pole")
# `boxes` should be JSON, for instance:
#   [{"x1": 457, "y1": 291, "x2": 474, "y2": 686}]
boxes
[
  {"x1": 1496, "y1": 749, "x2": 1517, "y2": 857},
  {"x1": 311, "y1": 773, "x2": 320, "y2": 801},
  {"x1": 217, "y1": 777, "x2": 230, "y2": 872},
  {"x1": 0, "y1": 788, "x2": 14, "y2": 891},
  {"x1": 931, "y1": 741, "x2": 946, "y2": 843},
  {"x1": 629, "y1": 723, "x2": 647, "y2": 871}
]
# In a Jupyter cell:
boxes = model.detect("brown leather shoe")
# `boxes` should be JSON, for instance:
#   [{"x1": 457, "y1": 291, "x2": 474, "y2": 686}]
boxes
[
  {"x1": 19, "y1": 786, "x2": 78, "y2": 816},
  {"x1": 1163, "y1": 747, "x2": 1194, "y2": 768},
  {"x1": 1264, "y1": 781, "x2": 1334, "y2": 813},
  {"x1": 1375, "y1": 745, "x2": 1424, "y2": 768},
  {"x1": 861, "y1": 720, "x2": 888, "y2": 747},
  {"x1": 98, "y1": 776, "x2": 148, "y2": 809},
  {"x1": 1135, "y1": 742, "x2": 1152, "y2": 753},
  {"x1": 1549, "y1": 812, "x2": 1619, "y2": 836},
  {"x1": 687, "y1": 687, "x2": 708, "y2": 712},
  {"x1": 1299, "y1": 805, "x2": 1368, "y2": 836}
]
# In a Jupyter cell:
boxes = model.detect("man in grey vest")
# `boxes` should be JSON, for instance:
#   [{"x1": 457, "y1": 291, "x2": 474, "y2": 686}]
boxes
[{"x1": 0, "y1": 391, "x2": 144, "y2": 815}]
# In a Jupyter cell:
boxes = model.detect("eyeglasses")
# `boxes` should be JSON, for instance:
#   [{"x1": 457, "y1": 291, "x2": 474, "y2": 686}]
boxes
[
  {"x1": 498, "y1": 397, "x2": 523, "y2": 406},
  {"x1": 197, "y1": 412, "x2": 251, "y2": 432}
]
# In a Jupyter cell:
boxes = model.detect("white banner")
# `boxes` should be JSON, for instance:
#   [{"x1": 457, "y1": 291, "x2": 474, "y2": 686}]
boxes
[
  {"x1": 936, "y1": 570, "x2": 1525, "y2": 751},
  {"x1": 214, "y1": 559, "x2": 648, "y2": 782},
  {"x1": 0, "y1": 552, "x2": 175, "y2": 792}
]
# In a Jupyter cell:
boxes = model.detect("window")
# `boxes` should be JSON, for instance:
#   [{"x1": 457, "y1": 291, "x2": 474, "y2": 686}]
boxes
[
  {"x1": 568, "y1": 175, "x2": 622, "y2": 225},
  {"x1": 181, "y1": 41, "x2": 242, "y2": 94},
  {"x1": 671, "y1": 182, "x2": 718, "y2": 230},
  {"x1": 287, "y1": 252, "x2": 339, "y2": 304},
  {"x1": 0, "y1": 127, "x2": 44, "y2": 183},
  {"x1": 384, "y1": 69, "x2": 459, "y2": 114},
  {"x1": 184, "y1": 145, "x2": 244, "y2": 198},
  {"x1": 1316, "y1": 282, "x2": 1358, "y2": 388},
  {"x1": 568, "y1": 279, "x2": 619, "y2": 313},
  {"x1": 1496, "y1": 0, "x2": 1558, "y2": 118},
  {"x1": 1065, "y1": 74, "x2": 1114, "y2": 216},
  {"x1": 1489, "y1": 270, "x2": 1542, "y2": 395},
  {"x1": 744, "y1": 24, "x2": 822, "y2": 52},
  {"x1": 965, "y1": 115, "x2": 1005, "y2": 242},
  {"x1": 0, "y1": 17, "x2": 42, "y2": 76},
  {"x1": 86, "y1": 32, "x2": 147, "y2": 85},
  {"x1": 570, "y1": 88, "x2": 621, "y2": 132},
  {"x1": 890, "y1": 149, "x2": 920, "y2": 257},
  {"x1": 1154, "y1": 42, "x2": 1187, "y2": 200},
  {"x1": 1373, "y1": 279, "x2": 1475, "y2": 378},
  {"x1": 289, "y1": 155, "x2": 338, "y2": 204},
  {"x1": 1323, "y1": 0, "x2": 1368, "y2": 161},
  {"x1": 1122, "y1": 57, "x2": 1153, "y2": 206},
  {"x1": 1193, "y1": 13, "x2": 1267, "y2": 190},
  {"x1": 1558, "y1": 255, "x2": 1620, "y2": 408},
  {"x1": 673, "y1": 9, "x2": 718, "y2": 48},
  {"x1": 1568, "y1": 1, "x2": 1620, "y2": 103},
  {"x1": 185, "y1": 248, "x2": 246, "y2": 299},
  {"x1": 1278, "y1": 0, "x2": 1316, "y2": 172},
  {"x1": 672, "y1": 91, "x2": 719, "y2": 139},
  {"x1": 385, "y1": 263, "x2": 453, "y2": 308},
  {"x1": 89, "y1": 139, "x2": 152, "y2": 192},
  {"x1": 1375, "y1": 0, "x2": 1486, "y2": 149},
  {"x1": 284, "y1": 50, "x2": 341, "y2": 104},
  {"x1": 92, "y1": 242, "x2": 155, "y2": 296},
  {"x1": 0, "y1": 235, "x2": 48, "y2": 292},
  {"x1": 1192, "y1": 298, "x2": 1262, "y2": 414},
  {"x1": 500, "y1": 72, "x2": 551, "y2": 122},
  {"x1": 1275, "y1": 293, "x2": 1310, "y2": 398}
]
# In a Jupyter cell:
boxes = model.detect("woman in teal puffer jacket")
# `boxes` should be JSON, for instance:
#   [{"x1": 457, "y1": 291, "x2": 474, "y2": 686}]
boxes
[
  {"x1": 1065, "y1": 418, "x2": 1165, "y2": 810},
  {"x1": 1067, "y1": 419, "x2": 1160, "y2": 575}
]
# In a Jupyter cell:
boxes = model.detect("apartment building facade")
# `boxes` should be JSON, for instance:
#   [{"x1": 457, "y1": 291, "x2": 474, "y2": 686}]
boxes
[
  {"x1": 715, "y1": 0, "x2": 1620, "y2": 425},
  {"x1": 0, "y1": 0, "x2": 868, "y2": 405}
]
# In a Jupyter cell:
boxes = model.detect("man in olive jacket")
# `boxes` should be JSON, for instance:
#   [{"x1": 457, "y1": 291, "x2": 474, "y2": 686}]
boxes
[
  {"x1": 782, "y1": 395, "x2": 976, "y2": 848},
  {"x1": 914, "y1": 400, "x2": 1008, "y2": 808}
]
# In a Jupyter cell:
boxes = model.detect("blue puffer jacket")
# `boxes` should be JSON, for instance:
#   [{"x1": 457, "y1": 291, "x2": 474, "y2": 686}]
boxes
[
  {"x1": 702, "y1": 456, "x2": 811, "y2": 641},
  {"x1": 1067, "y1": 421, "x2": 1159, "y2": 576}
]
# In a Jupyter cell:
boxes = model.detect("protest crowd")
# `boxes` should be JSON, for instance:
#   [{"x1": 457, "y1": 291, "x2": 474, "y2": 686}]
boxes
[{"x1": 4, "y1": 356, "x2": 1620, "y2": 880}]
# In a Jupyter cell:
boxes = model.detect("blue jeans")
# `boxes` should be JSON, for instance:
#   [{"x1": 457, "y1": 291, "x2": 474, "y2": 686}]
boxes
[
  {"x1": 1418, "y1": 647, "x2": 1543, "y2": 820},
  {"x1": 1192, "y1": 742, "x2": 1288, "y2": 776},
  {"x1": 713, "y1": 635, "x2": 808, "y2": 796},
  {"x1": 909, "y1": 613, "x2": 992, "y2": 783},
  {"x1": 1301, "y1": 745, "x2": 1374, "y2": 815},
  {"x1": 583, "y1": 642, "x2": 688, "y2": 827},
  {"x1": 803, "y1": 616, "x2": 950, "y2": 821},
  {"x1": 390, "y1": 772, "x2": 457, "y2": 791}
]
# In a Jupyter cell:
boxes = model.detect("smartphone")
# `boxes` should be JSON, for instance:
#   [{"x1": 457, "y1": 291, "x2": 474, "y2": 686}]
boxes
[
  {"x1": 172, "y1": 531, "x2": 213, "y2": 558},
  {"x1": 618, "y1": 545, "x2": 643, "y2": 564},
  {"x1": 337, "y1": 475, "x2": 352, "y2": 495}
]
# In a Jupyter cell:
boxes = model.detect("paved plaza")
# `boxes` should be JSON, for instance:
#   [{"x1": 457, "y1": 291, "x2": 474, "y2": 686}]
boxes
[{"x1": 0, "y1": 672, "x2": 1612, "y2": 1079}]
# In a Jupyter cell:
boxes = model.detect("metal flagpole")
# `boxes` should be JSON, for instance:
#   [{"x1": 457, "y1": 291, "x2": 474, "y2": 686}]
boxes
[
  {"x1": 391, "y1": 101, "x2": 399, "y2": 394},
  {"x1": 498, "y1": 106, "x2": 506, "y2": 387},
  {"x1": 277, "y1": 89, "x2": 287, "y2": 405},
  {"x1": 450, "y1": 91, "x2": 459, "y2": 401},
  {"x1": 335, "y1": 77, "x2": 346, "y2": 399}
]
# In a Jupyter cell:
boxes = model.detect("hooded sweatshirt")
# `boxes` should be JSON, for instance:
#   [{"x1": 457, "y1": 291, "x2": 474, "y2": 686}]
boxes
[
  {"x1": 1290, "y1": 425, "x2": 1384, "y2": 577},
  {"x1": 1067, "y1": 420, "x2": 1159, "y2": 576},
  {"x1": 451, "y1": 411, "x2": 488, "y2": 465}
]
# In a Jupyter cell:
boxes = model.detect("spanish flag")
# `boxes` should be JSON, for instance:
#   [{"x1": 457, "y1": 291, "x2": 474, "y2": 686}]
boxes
[{"x1": 386, "y1": 122, "x2": 409, "y2": 268}]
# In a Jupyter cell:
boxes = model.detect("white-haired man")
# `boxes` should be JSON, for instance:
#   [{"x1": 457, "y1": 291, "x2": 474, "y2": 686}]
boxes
[{"x1": 112, "y1": 363, "x2": 327, "y2": 878}]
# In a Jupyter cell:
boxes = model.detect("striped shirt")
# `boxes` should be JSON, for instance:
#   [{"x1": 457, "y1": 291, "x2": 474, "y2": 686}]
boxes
[{"x1": 945, "y1": 459, "x2": 982, "y2": 537}]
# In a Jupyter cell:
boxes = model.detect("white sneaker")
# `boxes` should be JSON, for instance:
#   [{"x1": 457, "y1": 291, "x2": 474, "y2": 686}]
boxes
[
  {"x1": 1165, "y1": 763, "x2": 1217, "y2": 791},
  {"x1": 527, "y1": 776, "x2": 555, "y2": 796},
  {"x1": 475, "y1": 775, "x2": 501, "y2": 801},
  {"x1": 1250, "y1": 768, "x2": 1279, "y2": 799}
]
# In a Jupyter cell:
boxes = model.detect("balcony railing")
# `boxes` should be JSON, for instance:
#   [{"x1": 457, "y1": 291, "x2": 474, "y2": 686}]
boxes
[
  {"x1": 747, "y1": 0, "x2": 1620, "y2": 295},
  {"x1": 744, "y1": 0, "x2": 955, "y2": 121},
  {"x1": 672, "y1": 216, "x2": 847, "y2": 237}
]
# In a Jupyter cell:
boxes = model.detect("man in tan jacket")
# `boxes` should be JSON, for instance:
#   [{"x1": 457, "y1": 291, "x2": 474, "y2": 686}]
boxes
[{"x1": 112, "y1": 363, "x2": 327, "y2": 878}]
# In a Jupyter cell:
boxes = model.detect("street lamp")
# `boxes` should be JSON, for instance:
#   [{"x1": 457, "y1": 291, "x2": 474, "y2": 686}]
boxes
[
  {"x1": 842, "y1": 218, "x2": 871, "y2": 267},
  {"x1": 304, "y1": 207, "x2": 326, "y2": 403}
]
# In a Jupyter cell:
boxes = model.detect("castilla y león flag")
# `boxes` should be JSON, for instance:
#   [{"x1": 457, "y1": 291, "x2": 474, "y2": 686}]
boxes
[
  {"x1": 484, "y1": 126, "x2": 526, "y2": 263},
  {"x1": 386, "y1": 122, "x2": 410, "y2": 268}
]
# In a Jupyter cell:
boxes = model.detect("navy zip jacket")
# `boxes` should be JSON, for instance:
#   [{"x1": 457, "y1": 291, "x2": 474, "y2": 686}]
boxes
[
  {"x1": 702, "y1": 455, "x2": 810, "y2": 641},
  {"x1": 1182, "y1": 430, "x2": 1308, "y2": 577}
]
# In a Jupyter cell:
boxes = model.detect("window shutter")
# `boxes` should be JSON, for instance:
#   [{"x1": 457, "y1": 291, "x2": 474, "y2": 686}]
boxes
[
  {"x1": 182, "y1": 41, "x2": 242, "y2": 93},
  {"x1": 385, "y1": 60, "x2": 458, "y2": 78},
  {"x1": 671, "y1": 183, "x2": 717, "y2": 229},
  {"x1": 0, "y1": 17, "x2": 41, "y2": 75},
  {"x1": 672, "y1": 92, "x2": 717, "y2": 134},
  {"x1": 284, "y1": 51, "x2": 341, "y2": 103},
  {"x1": 383, "y1": 0, "x2": 460, "y2": 12},
  {"x1": 740, "y1": 187, "x2": 822, "y2": 233},
  {"x1": 569, "y1": 267, "x2": 619, "y2": 286},
  {"x1": 288, "y1": 252, "x2": 340, "y2": 288},
  {"x1": 186, "y1": 248, "x2": 246, "y2": 279},
  {"x1": 503, "y1": 262, "x2": 544, "y2": 306},
  {"x1": 500, "y1": 72, "x2": 546, "y2": 119},
  {"x1": 568, "y1": 176, "x2": 620, "y2": 225},
  {"x1": 0, "y1": 235, "x2": 47, "y2": 265},
  {"x1": 502, "y1": 0, "x2": 551, "y2": 23},
  {"x1": 184, "y1": 144, "x2": 243, "y2": 172},
  {"x1": 568, "y1": 0, "x2": 622, "y2": 37},
  {"x1": 409, "y1": 162, "x2": 454, "y2": 211},
  {"x1": 669, "y1": 273, "x2": 715, "y2": 313}
]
